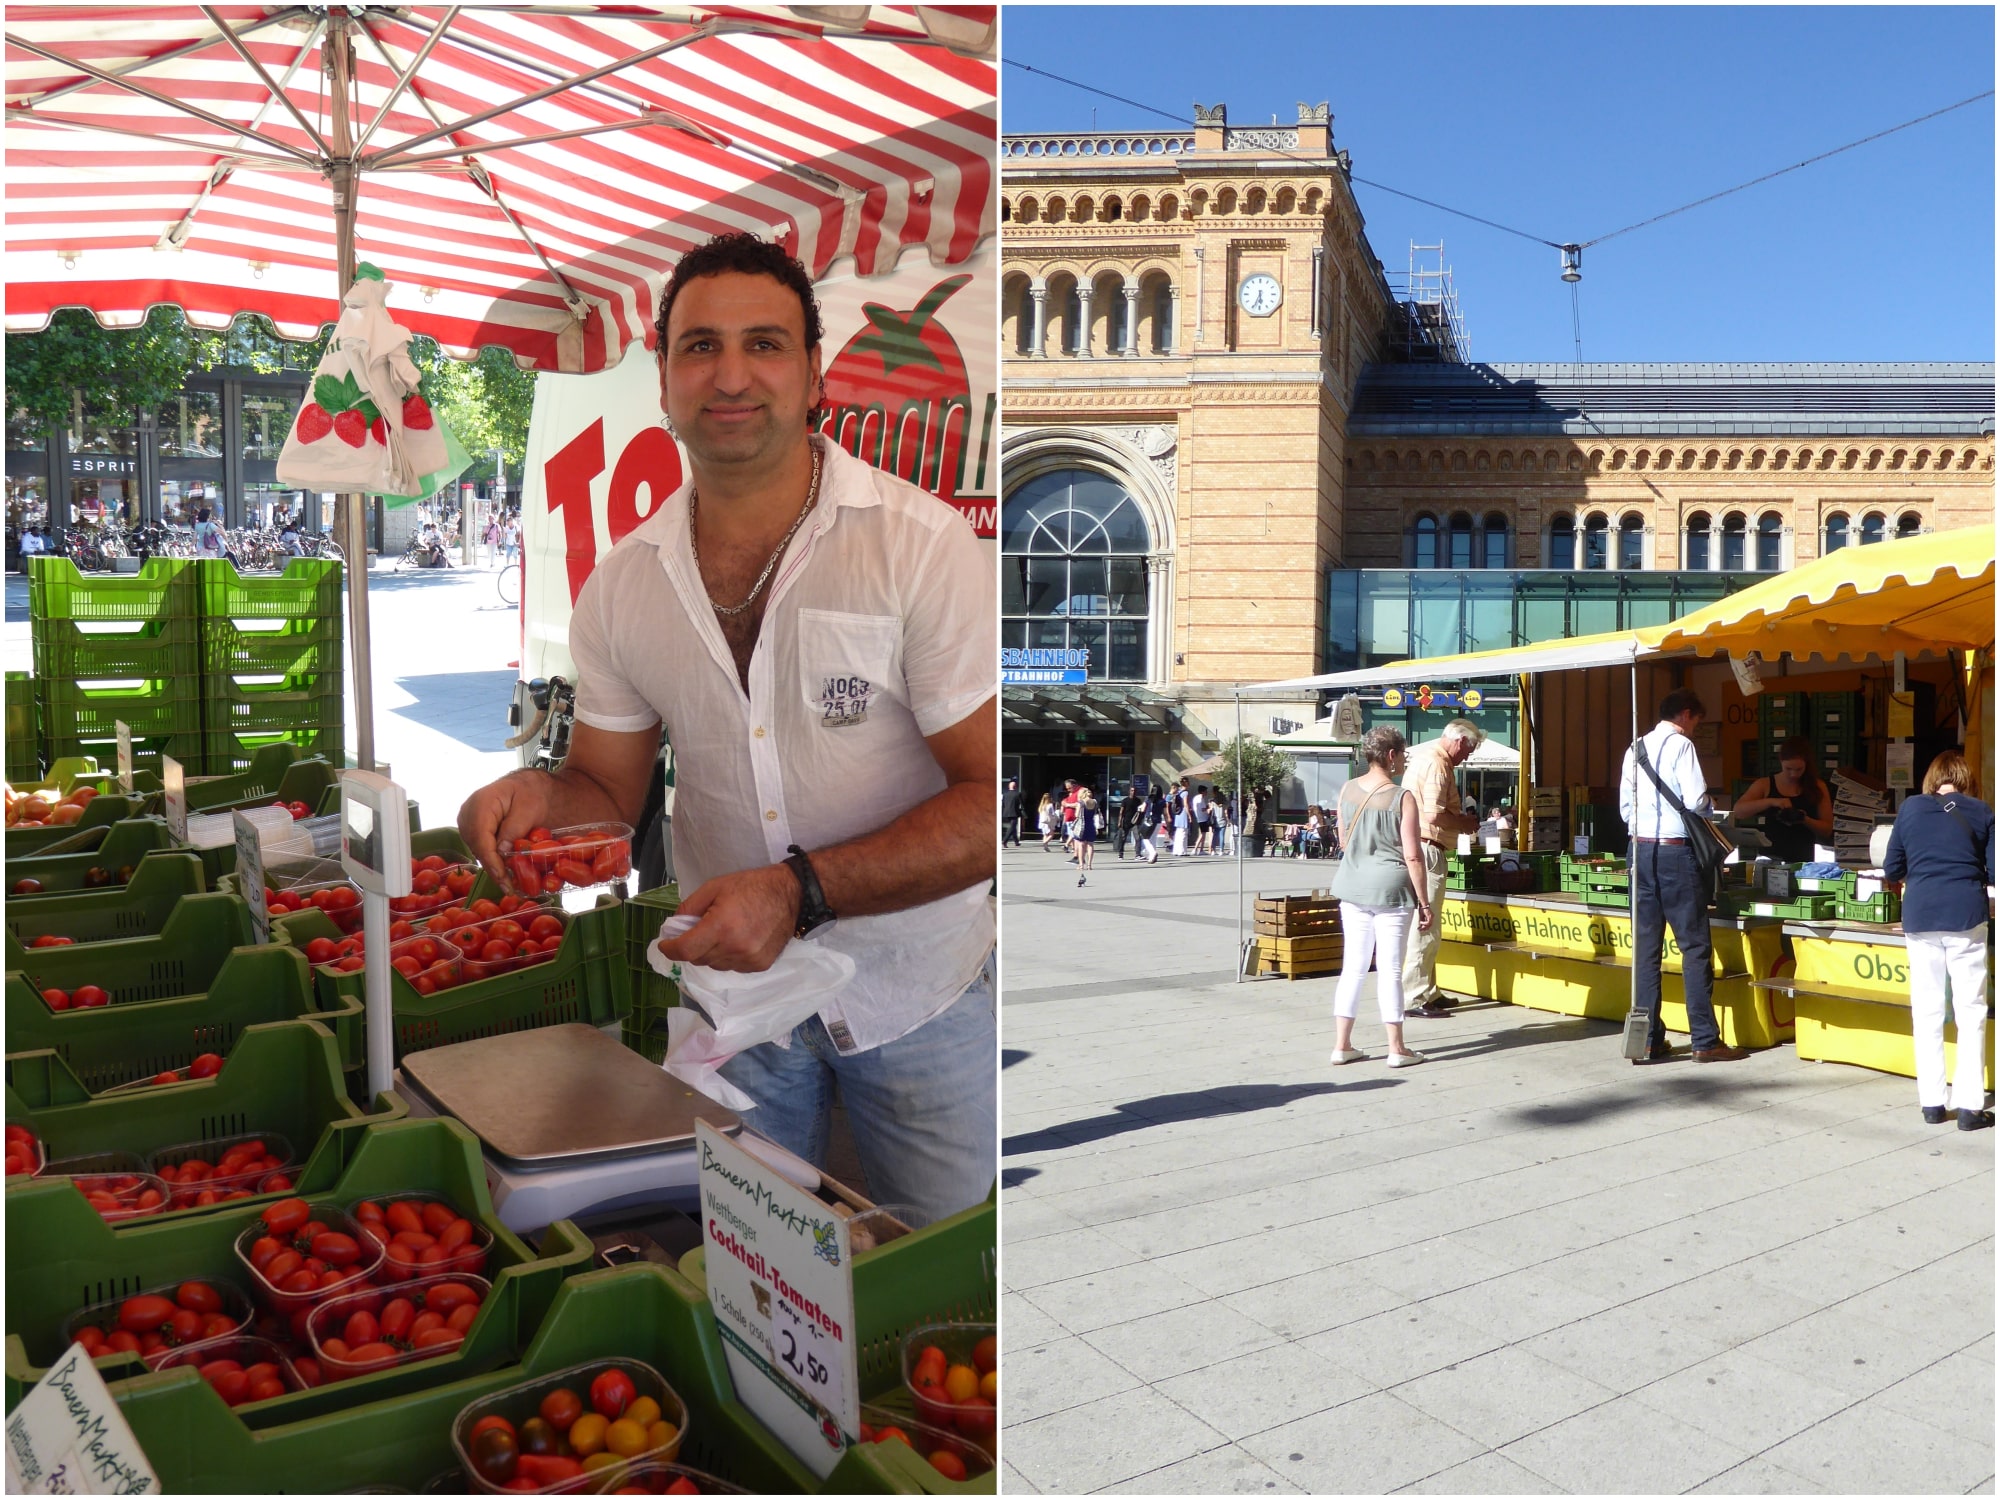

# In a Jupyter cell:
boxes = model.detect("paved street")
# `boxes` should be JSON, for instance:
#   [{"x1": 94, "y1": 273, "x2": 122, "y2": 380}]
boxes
[{"x1": 999, "y1": 845, "x2": 1994, "y2": 1495}]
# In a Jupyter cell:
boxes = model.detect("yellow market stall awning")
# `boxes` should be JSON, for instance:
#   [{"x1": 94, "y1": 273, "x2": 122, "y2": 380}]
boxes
[
  {"x1": 1648, "y1": 524, "x2": 1995, "y2": 661},
  {"x1": 1255, "y1": 629, "x2": 1655, "y2": 693}
]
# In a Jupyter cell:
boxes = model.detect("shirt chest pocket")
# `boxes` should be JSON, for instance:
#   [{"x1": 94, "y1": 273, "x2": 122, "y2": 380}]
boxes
[{"x1": 797, "y1": 608, "x2": 901, "y2": 729}]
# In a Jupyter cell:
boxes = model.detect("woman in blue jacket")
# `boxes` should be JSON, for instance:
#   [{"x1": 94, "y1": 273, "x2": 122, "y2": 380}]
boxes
[{"x1": 1883, "y1": 750, "x2": 1996, "y2": 1130}]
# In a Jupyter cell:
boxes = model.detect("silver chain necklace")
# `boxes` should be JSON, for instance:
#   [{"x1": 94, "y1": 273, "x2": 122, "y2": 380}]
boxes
[{"x1": 689, "y1": 442, "x2": 823, "y2": 617}]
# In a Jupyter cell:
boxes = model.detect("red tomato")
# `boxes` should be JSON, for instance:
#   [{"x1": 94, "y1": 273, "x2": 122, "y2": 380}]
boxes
[
  {"x1": 412, "y1": 1327, "x2": 462, "y2": 1350},
  {"x1": 419, "y1": 1202, "x2": 458, "y2": 1235},
  {"x1": 413, "y1": 869, "x2": 441, "y2": 895},
  {"x1": 343, "y1": 1309, "x2": 380, "y2": 1347},
  {"x1": 42, "y1": 989, "x2": 70, "y2": 1011},
  {"x1": 378, "y1": 1297, "x2": 416, "y2": 1341},
  {"x1": 292, "y1": 1356, "x2": 322, "y2": 1388},
  {"x1": 481, "y1": 940, "x2": 515, "y2": 962},
  {"x1": 187, "y1": 1052, "x2": 223, "y2": 1079},
  {"x1": 210, "y1": 1368, "x2": 252, "y2": 1406},
  {"x1": 249, "y1": 1236, "x2": 285, "y2": 1272},
  {"x1": 527, "y1": 914, "x2": 565, "y2": 942},
  {"x1": 262, "y1": 1198, "x2": 311, "y2": 1236},
  {"x1": 117, "y1": 1295, "x2": 178, "y2": 1334},
  {"x1": 152, "y1": 1071, "x2": 182, "y2": 1086},
  {"x1": 11, "y1": 878, "x2": 43, "y2": 894},
  {"x1": 385, "y1": 1201, "x2": 425, "y2": 1235},
  {"x1": 470, "y1": 899, "x2": 501, "y2": 920},
  {"x1": 343, "y1": 1341, "x2": 400, "y2": 1368},
  {"x1": 388, "y1": 919, "x2": 415, "y2": 940},
  {"x1": 305, "y1": 937, "x2": 338, "y2": 965},
  {"x1": 469, "y1": 1414, "x2": 516, "y2": 1442},
  {"x1": 73, "y1": 985, "x2": 110, "y2": 1008},
  {"x1": 337, "y1": 956, "x2": 364, "y2": 973},
  {"x1": 447, "y1": 1302, "x2": 480, "y2": 1333},
  {"x1": 425, "y1": 1281, "x2": 481, "y2": 1315},
  {"x1": 392, "y1": 955, "x2": 421, "y2": 978},
  {"x1": 590, "y1": 1368, "x2": 638, "y2": 1420},
  {"x1": 201, "y1": 1314, "x2": 234, "y2": 1339},
  {"x1": 311, "y1": 1231, "x2": 362, "y2": 1266},
  {"x1": 176, "y1": 1281, "x2": 223, "y2": 1315},
  {"x1": 408, "y1": 1310, "x2": 445, "y2": 1341},
  {"x1": 167, "y1": 1308, "x2": 203, "y2": 1342}
]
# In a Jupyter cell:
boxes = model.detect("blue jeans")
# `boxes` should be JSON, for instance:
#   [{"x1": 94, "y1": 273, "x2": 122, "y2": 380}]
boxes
[
  {"x1": 1631, "y1": 840, "x2": 1718, "y2": 1052},
  {"x1": 716, "y1": 953, "x2": 995, "y2": 1223}
]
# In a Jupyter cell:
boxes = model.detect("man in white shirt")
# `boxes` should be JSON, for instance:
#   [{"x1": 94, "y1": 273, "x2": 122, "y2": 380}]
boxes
[
  {"x1": 1619, "y1": 688, "x2": 1744, "y2": 1065},
  {"x1": 460, "y1": 234, "x2": 996, "y2": 1219}
]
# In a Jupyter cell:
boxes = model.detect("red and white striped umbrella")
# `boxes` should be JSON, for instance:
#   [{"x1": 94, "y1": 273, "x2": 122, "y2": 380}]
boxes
[{"x1": 5, "y1": 4, "x2": 996, "y2": 372}]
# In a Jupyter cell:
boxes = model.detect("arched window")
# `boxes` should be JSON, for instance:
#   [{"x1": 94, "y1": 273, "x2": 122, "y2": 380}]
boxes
[
  {"x1": 1002, "y1": 468, "x2": 1151, "y2": 682},
  {"x1": 1005, "y1": 280, "x2": 1034, "y2": 356},
  {"x1": 1482, "y1": 512, "x2": 1510, "y2": 569},
  {"x1": 1617, "y1": 513, "x2": 1645, "y2": 570},
  {"x1": 1411, "y1": 513, "x2": 1439, "y2": 569},
  {"x1": 1720, "y1": 513, "x2": 1746, "y2": 571},
  {"x1": 1582, "y1": 514, "x2": 1609, "y2": 570},
  {"x1": 1547, "y1": 513, "x2": 1575, "y2": 570},
  {"x1": 1447, "y1": 512, "x2": 1475, "y2": 569},
  {"x1": 1684, "y1": 512, "x2": 1712, "y2": 571},
  {"x1": 1755, "y1": 512, "x2": 1783, "y2": 571},
  {"x1": 1823, "y1": 512, "x2": 1849, "y2": 554},
  {"x1": 1897, "y1": 511, "x2": 1923, "y2": 539},
  {"x1": 1000, "y1": 199, "x2": 1012, "y2": 222},
  {"x1": 1860, "y1": 511, "x2": 1886, "y2": 545}
]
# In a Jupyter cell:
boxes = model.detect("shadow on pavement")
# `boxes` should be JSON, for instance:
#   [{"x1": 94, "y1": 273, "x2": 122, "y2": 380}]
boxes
[
  {"x1": 1000, "y1": 1166, "x2": 1042, "y2": 1190},
  {"x1": 1002, "y1": 1049, "x2": 1032, "y2": 1070},
  {"x1": 387, "y1": 669, "x2": 518, "y2": 750},
  {"x1": 1407, "y1": 1014, "x2": 1618, "y2": 1064},
  {"x1": 1503, "y1": 1064, "x2": 1760, "y2": 1127},
  {"x1": 1003, "y1": 1079, "x2": 1397, "y2": 1156}
]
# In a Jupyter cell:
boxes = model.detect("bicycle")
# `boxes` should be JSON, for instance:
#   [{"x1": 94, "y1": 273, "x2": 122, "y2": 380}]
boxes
[{"x1": 497, "y1": 553, "x2": 521, "y2": 606}]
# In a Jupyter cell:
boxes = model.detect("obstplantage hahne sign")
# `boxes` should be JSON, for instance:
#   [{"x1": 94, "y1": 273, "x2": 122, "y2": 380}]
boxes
[{"x1": 518, "y1": 241, "x2": 997, "y2": 686}]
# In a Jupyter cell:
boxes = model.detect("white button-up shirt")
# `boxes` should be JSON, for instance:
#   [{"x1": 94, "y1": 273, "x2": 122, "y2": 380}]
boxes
[
  {"x1": 1618, "y1": 720, "x2": 1712, "y2": 840},
  {"x1": 569, "y1": 437, "x2": 995, "y2": 1053}
]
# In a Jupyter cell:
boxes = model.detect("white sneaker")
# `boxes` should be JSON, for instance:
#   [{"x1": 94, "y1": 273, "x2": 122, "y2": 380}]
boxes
[
  {"x1": 1330, "y1": 1048, "x2": 1370, "y2": 1065},
  {"x1": 1386, "y1": 1050, "x2": 1429, "y2": 1068}
]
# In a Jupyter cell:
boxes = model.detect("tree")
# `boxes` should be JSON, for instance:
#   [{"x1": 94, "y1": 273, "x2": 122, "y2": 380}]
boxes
[
  {"x1": 1211, "y1": 734, "x2": 1299, "y2": 845},
  {"x1": 408, "y1": 339, "x2": 537, "y2": 485},
  {"x1": 5, "y1": 306, "x2": 205, "y2": 436}
]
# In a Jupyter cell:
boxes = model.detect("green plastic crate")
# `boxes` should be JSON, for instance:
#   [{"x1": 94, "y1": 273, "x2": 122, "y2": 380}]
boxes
[
  {"x1": 206, "y1": 726, "x2": 345, "y2": 774},
  {"x1": 1837, "y1": 890, "x2": 1901, "y2": 925},
  {"x1": 181, "y1": 745, "x2": 327, "y2": 813},
  {"x1": 3, "y1": 851, "x2": 207, "y2": 947},
  {"x1": 4, "y1": 791, "x2": 152, "y2": 857},
  {"x1": 284, "y1": 896, "x2": 629, "y2": 1071},
  {"x1": 4, "y1": 889, "x2": 250, "y2": 995},
  {"x1": 208, "y1": 668, "x2": 344, "y2": 738},
  {"x1": 3, "y1": 1117, "x2": 594, "y2": 1424},
  {"x1": 32, "y1": 614, "x2": 205, "y2": 683},
  {"x1": 6, "y1": 942, "x2": 358, "y2": 1094},
  {"x1": 197, "y1": 557, "x2": 343, "y2": 624},
  {"x1": 201, "y1": 613, "x2": 343, "y2": 678},
  {"x1": 5, "y1": 1016, "x2": 402, "y2": 1214},
  {"x1": 3, "y1": 817, "x2": 175, "y2": 895},
  {"x1": 28, "y1": 556, "x2": 200, "y2": 628},
  {"x1": 37, "y1": 673, "x2": 205, "y2": 744},
  {"x1": 621, "y1": 884, "x2": 682, "y2": 1064},
  {"x1": 39, "y1": 731, "x2": 210, "y2": 784},
  {"x1": 5, "y1": 670, "x2": 37, "y2": 782}
]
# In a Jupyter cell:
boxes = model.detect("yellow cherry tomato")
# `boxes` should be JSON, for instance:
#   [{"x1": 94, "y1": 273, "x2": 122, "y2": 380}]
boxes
[
  {"x1": 604, "y1": 1418, "x2": 649, "y2": 1459},
  {"x1": 646, "y1": 1420, "x2": 679, "y2": 1453},
  {"x1": 942, "y1": 1364, "x2": 979, "y2": 1403},
  {"x1": 567, "y1": 1412, "x2": 610, "y2": 1457},
  {"x1": 580, "y1": 1452, "x2": 621, "y2": 1474},
  {"x1": 980, "y1": 1369, "x2": 998, "y2": 1402},
  {"x1": 624, "y1": 1395, "x2": 662, "y2": 1429}
]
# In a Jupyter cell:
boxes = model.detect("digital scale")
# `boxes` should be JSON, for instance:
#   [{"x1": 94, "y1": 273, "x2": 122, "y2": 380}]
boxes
[{"x1": 393, "y1": 1023, "x2": 821, "y2": 1234}]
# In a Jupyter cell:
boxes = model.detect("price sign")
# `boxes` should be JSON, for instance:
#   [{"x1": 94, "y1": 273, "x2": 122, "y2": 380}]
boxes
[
  {"x1": 696, "y1": 1122, "x2": 857, "y2": 1477},
  {"x1": 3, "y1": 1343, "x2": 158, "y2": 1493},
  {"x1": 233, "y1": 811, "x2": 269, "y2": 943},
  {"x1": 113, "y1": 721, "x2": 133, "y2": 796},
  {"x1": 160, "y1": 757, "x2": 186, "y2": 844}
]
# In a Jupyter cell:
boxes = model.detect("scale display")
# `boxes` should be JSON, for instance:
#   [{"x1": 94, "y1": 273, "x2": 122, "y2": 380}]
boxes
[{"x1": 338, "y1": 770, "x2": 412, "y2": 896}]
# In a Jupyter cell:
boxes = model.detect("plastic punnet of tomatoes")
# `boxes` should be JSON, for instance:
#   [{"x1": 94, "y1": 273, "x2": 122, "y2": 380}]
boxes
[
  {"x1": 152, "y1": 1334, "x2": 307, "y2": 1407},
  {"x1": 504, "y1": 821, "x2": 633, "y2": 897},
  {"x1": 267, "y1": 876, "x2": 366, "y2": 933},
  {"x1": 150, "y1": 1132, "x2": 295, "y2": 1209},
  {"x1": 391, "y1": 855, "x2": 481, "y2": 921},
  {"x1": 436, "y1": 907, "x2": 570, "y2": 983},
  {"x1": 858, "y1": 1402, "x2": 996, "y2": 1486},
  {"x1": 64, "y1": 1277, "x2": 254, "y2": 1368},
  {"x1": 235, "y1": 1198, "x2": 386, "y2": 1316},
  {"x1": 41, "y1": 1152, "x2": 170, "y2": 1222},
  {"x1": 306, "y1": 930, "x2": 466, "y2": 991},
  {"x1": 588, "y1": 1461, "x2": 748, "y2": 1495},
  {"x1": 307, "y1": 1272, "x2": 491, "y2": 1381},
  {"x1": 351, "y1": 1194, "x2": 493, "y2": 1281},
  {"x1": 451, "y1": 1357, "x2": 687, "y2": 1494},
  {"x1": 5, "y1": 1121, "x2": 45, "y2": 1177},
  {"x1": 902, "y1": 1321, "x2": 996, "y2": 1445}
]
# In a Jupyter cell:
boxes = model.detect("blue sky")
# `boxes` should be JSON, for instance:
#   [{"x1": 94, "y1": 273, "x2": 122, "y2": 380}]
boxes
[{"x1": 1000, "y1": 6, "x2": 1995, "y2": 363}]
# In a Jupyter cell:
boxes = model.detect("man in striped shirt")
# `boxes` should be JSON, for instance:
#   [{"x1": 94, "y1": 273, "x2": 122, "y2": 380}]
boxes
[{"x1": 1619, "y1": 688, "x2": 1746, "y2": 1065}]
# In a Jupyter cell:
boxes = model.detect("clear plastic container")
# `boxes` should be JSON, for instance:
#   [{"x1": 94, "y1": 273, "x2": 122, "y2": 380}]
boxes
[
  {"x1": 347, "y1": 1192, "x2": 493, "y2": 1280},
  {"x1": 150, "y1": 1131, "x2": 294, "y2": 1209},
  {"x1": 260, "y1": 854, "x2": 366, "y2": 932},
  {"x1": 589, "y1": 1461, "x2": 748, "y2": 1495},
  {"x1": 504, "y1": 822, "x2": 633, "y2": 896},
  {"x1": 306, "y1": 1273, "x2": 492, "y2": 1382},
  {"x1": 234, "y1": 1203, "x2": 385, "y2": 1316},
  {"x1": 42, "y1": 1151, "x2": 170, "y2": 1222},
  {"x1": 311, "y1": 932, "x2": 466, "y2": 994},
  {"x1": 64, "y1": 1276, "x2": 254, "y2": 1365},
  {"x1": 858, "y1": 1402, "x2": 996, "y2": 1484},
  {"x1": 451, "y1": 1357, "x2": 687, "y2": 1494},
  {"x1": 152, "y1": 1334, "x2": 306, "y2": 1406},
  {"x1": 389, "y1": 860, "x2": 481, "y2": 922},
  {"x1": 438, "y1": 907, "x2": 570, "y2": 983},
  {"x1": 901, "y1": 1321, "x2": 996, "y2": 1442},
  {"x1": 845, "y1": 1203, "x2": 932, "y2": 1256}
]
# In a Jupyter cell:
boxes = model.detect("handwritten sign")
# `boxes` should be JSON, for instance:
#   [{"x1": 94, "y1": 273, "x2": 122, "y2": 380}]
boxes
[
  {"x1": 160, "y1": 757, "x2": 186, "y2": 844},
  {"x1": 4, "y1": 1344, "x2": 157, "y2": 1493},
  {"x1": 232, "y1": 811, "x2": 269, "y2": 943},
  {"x1": 113, "y1": 723, "x2": 132, "y2": 796},
  {"x1": 696, "y1": 1121, "x2": 857, "y2": 1478}
]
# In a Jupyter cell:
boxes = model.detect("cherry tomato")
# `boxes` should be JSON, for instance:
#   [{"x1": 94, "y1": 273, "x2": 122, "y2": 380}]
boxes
[
  {"x1": 72, "y1": 985, "x2": 110, "y2": 1008},
  {"x1": 42, "y1": 988, "x2": 70, "y2": 1010},
  {"x1": 201, "y1": 1314, "x2": 234, "y2": 1340},
  {"x1": 187, "y1": 1053, "x2": 223, "y2": 1079},
  {"x1": 516, "y1": 1417, "x2": 560, "y2": 1457},
  {"x1": 176, "y1": 1281, "x2": 223, "y2": 1316},
  {"x1": 304, "y1": 937, "x2": 338, "y2": 965},
  {"x1": 167, "y1": 1308, "x2": 203, "y2": 1342},
  {"x1": 378, "y1": 1297, "x2": 416, "y2": 1341},
  {"x1": 117, "y1": 1295, "x2": 177, "y2": 1334},
  {"x1": 412, "y1": 1327, "x2": 462, "y2": 1350},
  {"x1": 152, "y1": 1071, "x2": 182, "y2": 1086},
  {"x1": 11, "y1": 878, "x2": 43, "y2": 894},
  {"x1": 590, "y1": 1368, "x2": 638, "y2": 1420},
  {"x1": 470, "y1": 1426, "x2": 519, "y2": 1486}
]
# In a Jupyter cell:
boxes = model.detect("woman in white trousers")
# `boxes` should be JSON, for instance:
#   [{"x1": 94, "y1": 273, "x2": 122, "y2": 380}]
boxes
[
  {"x1": 1884, "y1": 750, "x2": 1995, "y2": 1130},
  {"x1": 1327, "y1": 727, "x2": 1435, "y2": 1067}
]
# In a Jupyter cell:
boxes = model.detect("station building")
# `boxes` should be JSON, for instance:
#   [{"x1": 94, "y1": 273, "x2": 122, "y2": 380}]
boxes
[{"x1": 999, "y1": 102, "x2": 1995, "y2": 809}]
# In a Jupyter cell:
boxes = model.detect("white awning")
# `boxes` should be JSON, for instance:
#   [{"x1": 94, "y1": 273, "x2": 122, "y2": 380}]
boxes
[{"x1": 1242, "y1": 631, "x2": 1655, "y2": 695}]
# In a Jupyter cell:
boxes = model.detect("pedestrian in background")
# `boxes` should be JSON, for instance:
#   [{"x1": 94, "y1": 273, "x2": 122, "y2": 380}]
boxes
[
  {"x1": 1401, "y1": 719, "x2": 1485, "y2": 1017},
  {"x1": 1328, "y1": 726, "x2": 1432, "y2": 1068},
  {"x1": 1000, "y1": 776, "x2": 1022, "y2": 848},
  {"x1": 1038, "y1": 791, "x2": 1061, "y2": 852},
  {"x1": 1884, "y1": 749, "x2": 1995, "y2": 1129},
  {"x1": 1074, "y1": 786, "x2": 1099, "y2": 887},
  {"x1": 1115, "y1": 782, "x2": 1139, "y2": 859},
  {"x1": 1135, "y1": 790, "x2": 1161, "y2": 863}
]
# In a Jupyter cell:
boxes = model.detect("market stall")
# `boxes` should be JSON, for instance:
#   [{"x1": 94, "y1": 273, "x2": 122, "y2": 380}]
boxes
[{"x1": 1230, "y1": 526, "x2": 1995, "y2": 1083}]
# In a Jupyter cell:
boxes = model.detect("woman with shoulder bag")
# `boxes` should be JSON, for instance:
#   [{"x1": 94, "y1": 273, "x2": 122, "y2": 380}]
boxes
[
  {"x1": 1328, "y1": 727, "x2": 1433, "y2": 1068},
  {"x1": 1884, "y1": 750, "x2": 1996, "y2": 1130}
]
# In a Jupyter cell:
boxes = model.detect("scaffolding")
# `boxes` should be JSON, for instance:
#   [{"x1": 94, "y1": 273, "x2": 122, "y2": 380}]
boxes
[{"x1": 1385, "y1": 241, "x2": 1469, "y2": 364}]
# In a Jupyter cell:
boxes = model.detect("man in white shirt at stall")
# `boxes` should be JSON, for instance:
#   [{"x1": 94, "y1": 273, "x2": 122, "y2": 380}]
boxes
[
  {"x1": 460, "y1": 233, "x2": 996, "y2": 1220},
  {"x1": 1619, "y1": 688, "x2": 1745, "y2": 1066}
]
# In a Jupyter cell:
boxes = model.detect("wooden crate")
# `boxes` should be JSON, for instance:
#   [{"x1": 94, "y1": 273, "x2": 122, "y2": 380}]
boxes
[
  {"x1": 1252, "y1": 933, "x2": 1345, "y2": 979},
  {"x1": 1253, "y1": 893, "x2": 1341, "y2": 939}
]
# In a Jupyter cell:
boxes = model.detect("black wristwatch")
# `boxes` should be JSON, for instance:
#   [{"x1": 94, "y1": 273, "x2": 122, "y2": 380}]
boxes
[{"x1": 784, "y1": 845, "x2": 835, "y2": 937}]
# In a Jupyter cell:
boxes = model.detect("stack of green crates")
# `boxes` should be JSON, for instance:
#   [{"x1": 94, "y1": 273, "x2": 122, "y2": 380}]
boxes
[
  {"x1": 1810, "y1": 690, "x2": 1865, "y2": 779},
  {"x1": 1755, "y1": 691, "x2": 1811, "y2": 773},
  {"x1": 4, "y1": 671, "x2": 36, "y2": 783},
  {"x1": 198, "y1": 559, "x2": 344, "y2": 772}
]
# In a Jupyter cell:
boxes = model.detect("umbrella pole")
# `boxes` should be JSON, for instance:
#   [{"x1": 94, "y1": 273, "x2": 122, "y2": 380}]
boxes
[
  {"x1": 1235, "y1": 689, "x2": 1244, "y2": 983},
  {"x1": 326, "y1": 18, "x2": 376, "y2": 776}
]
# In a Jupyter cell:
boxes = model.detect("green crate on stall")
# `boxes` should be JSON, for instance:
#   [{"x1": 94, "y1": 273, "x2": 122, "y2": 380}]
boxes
[
  {"x1": 1837, "y1": 890, "x2": 1901, "y2": 925},
  {"x1": 1580, "y1": 886, "x2": 1631, "y2": 909},
  {"x1": 197, "y1": 556, "x2": 343, "y2": 623},
  {"x1": 5, "y1": 1016, "x2": 402, "y2": 1215},
  {"x1": 1560, "y1": 854, "x2": 1627, "y2": 893},
  {"x1": 3, "y1": 817, "x2": 174, "y2": 895},
  {"x1": 4, "y1": 889, "x2": 250, "y2": 997},
  {"x1": 3, "y1": 851, "x2": 206, "y2": 947},
  {"x1": 4, "y1": 791, "x2": 153, "y2": 857},
  {"x1": 201, "y1": 612, "x2": 343, "y2": 678},
  {"x1": 5, "y1": 670, "x2": 37, "y2": 782},
  {"x1": 39, "y1": 731, "x2": 210, "y2": 785},
  {"x1": 37, "y1": 673, "x2": 205, "y2": 745},
  {"x1": 226, "y1": 824, "x2": 462, "y2": 907},
  {"x1": 620, "y1": 883, "x2": 682, "y2": 1063},
  {"x1": 6, "y1": 942, "x2": 358, "y2": 1094},
  {"x1": 3, "y1": 1117, "x2": 594, "y2": 1426},
  {"x1": 1718, "y1": 890, "x2": 1838, "y2": 921},
  {"x1": 28, "y1": 555, "x2": 201, "y2": 628},
  {"x1": 207, "y1": 667, "x2": 344, "y2": 738},
  {"x1": 32, "y1": 613, "x2": 205, "y2": 683},
  {"x1": 205, "y1": 725, "x2": 345, "y2": 773}
]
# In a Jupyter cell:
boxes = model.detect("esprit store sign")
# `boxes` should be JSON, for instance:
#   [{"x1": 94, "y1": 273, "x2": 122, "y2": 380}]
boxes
[{"x1": 521, "y1": 244, "x2": 996, "y2": 678}]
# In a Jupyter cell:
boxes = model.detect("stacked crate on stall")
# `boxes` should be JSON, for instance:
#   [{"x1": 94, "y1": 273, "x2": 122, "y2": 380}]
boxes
[
  {"x1": 28, "y1": 558, "x2": 205, "y2": 776},
  {"x1": 6, "y1": 671, "x2": 38, "y2": 783},
  {"x1": 1525, "y1": 786, "x2": 1563, "y2": 853},
  {"x1": 1251, "y1": 893, "x2": 1343, "y2": 978},
  {"x1": 1809, "y1": 690, "x2": 1865, "y2": 780},
  {"x1": 198, "y1": 559, "x2": 345, "y2": 772}
]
